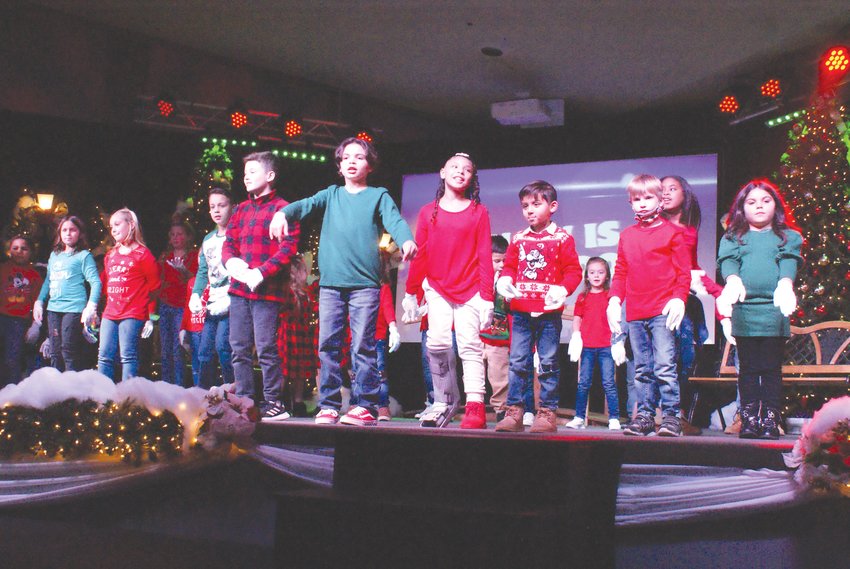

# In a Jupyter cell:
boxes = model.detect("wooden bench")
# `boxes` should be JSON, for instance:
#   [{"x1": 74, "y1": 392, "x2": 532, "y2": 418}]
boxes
[{"x1": 691, "y1": 320, "x2": 850, "y2": 385}]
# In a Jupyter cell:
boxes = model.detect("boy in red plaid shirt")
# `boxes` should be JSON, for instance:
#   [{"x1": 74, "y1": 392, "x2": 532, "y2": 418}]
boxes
[{"x1": 222, "y1": 151, "x2": 300, "y2": 421}]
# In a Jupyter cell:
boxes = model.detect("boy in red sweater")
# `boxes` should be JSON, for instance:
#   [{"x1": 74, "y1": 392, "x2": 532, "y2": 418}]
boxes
[
  {"x1": 494, "y1": 181, "x2": 582, "y2": 433},
  {"x1": 607, "y1": 174, "x2": 691, "y2": 437}
]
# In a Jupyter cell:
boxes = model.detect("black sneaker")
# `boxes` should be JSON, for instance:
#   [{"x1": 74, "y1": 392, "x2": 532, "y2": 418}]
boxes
[
  {"x1": 260, "y1": 401, "x2": 291, "y2": 422},
  {"x1": 623, "y1": 413, "x2": 655, "y2": 436},
  {"x1": 657, "y1": 415, "x2": 683, "y2": 437}
]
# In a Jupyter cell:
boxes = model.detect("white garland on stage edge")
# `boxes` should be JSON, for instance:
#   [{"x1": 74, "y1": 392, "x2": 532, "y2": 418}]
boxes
[{"x1": 783, "y1": 395, "x2": 850, "y2": 497}]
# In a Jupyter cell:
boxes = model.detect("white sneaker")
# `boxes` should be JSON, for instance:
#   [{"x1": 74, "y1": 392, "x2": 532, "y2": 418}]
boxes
[
  {"x1": 565, "y1": 416, "x2": 586, "y2": 429},
  {"x1": 415, "y1": 403, "x2": 434, "y2": 419},
  {"x1": 420, "y1": 402, "x2": 453, "y2": 428},
  {"x1": 522, "y1": 412, "x2": 535, "y2": 427},
  {"x1": 608, "y1": 418, "x2": 622, "y2": 430}
]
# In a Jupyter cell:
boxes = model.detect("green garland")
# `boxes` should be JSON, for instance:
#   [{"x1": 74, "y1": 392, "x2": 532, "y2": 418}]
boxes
[{"x1": 0, "y1": 400, "x2": 183, "y2": 466}]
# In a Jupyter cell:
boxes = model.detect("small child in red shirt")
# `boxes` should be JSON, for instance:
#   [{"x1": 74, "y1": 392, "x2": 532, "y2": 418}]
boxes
[
  {"x1": 565, "y1": 257, "x2": 621, "y2": 430},
  {"x1": 158, "y1": 221, "x2": 198, "y2": 387},
  {"x1": 179, "y1": 277, "x2": 206, "y2": 387}
]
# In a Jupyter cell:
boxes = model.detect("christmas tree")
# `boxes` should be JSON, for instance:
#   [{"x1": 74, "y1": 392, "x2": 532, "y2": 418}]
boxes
[
  {"x1": 780, "y1": 96, "x2": 850, "y2": 326},
  {"x1": 190, "y1": 143, "x2": 234, "y2": 233}
]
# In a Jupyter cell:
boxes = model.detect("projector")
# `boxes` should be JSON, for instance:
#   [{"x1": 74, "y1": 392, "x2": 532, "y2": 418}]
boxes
[{"x1": 491, "y1": 98, "x2": 564, "y2": 128}]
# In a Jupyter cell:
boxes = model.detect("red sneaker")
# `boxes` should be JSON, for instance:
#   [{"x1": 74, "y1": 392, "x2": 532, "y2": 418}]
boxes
[
  {"x1": 340, "y1": 406, "x2": 377, "y2": 426},
  {"x1": 460, "y1": 401, "x2": 487, "y2": 429}
]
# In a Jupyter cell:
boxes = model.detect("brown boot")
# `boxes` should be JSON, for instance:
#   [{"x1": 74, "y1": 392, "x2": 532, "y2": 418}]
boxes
[
  {"x1": 495, "y1": 405, "x2": 525, "y2": 432},
  {"x1": 529, "y1": 407, "x2": 558, "y2": 433},
  {"x1": 724, "y1": 411, "x2": 742, "y2": 435}
]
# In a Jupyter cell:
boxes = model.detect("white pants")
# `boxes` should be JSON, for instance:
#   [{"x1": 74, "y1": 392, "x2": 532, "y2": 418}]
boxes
[{"x1": 424, "y1": 280, "x2": 485, "y2": 400}]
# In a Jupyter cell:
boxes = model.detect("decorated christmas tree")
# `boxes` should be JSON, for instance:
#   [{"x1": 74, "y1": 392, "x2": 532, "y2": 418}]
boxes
[
  {"x1": 189, "y1": 143, "x2": 234, "y2": 232},
  {"x1": 780, "y1": 96, "x2": 850, "y2": 326}
]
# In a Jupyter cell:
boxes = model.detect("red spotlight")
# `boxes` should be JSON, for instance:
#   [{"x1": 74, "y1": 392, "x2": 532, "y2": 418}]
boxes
[
  {"x1": 156, "y1": 95, "x2": 174, "y2": 117},
  {"x1": 819, "y1": 45, "x2": 850, "y2": 93},
  {"x1": 356, "y1": 130, "x2": 373, "y2": 143},
  {"x1": 230, "y1": 107, "x2": 248, "y2": 129},
  {"x1": 284, "y1": 119, "x2": 303, "y2": 138},
  {"x1": 718, "y1": 95, "x2": 739, "y2": 114},
  {"x1": 760, "y1": 79, "x2": 781, "y2": 98}
]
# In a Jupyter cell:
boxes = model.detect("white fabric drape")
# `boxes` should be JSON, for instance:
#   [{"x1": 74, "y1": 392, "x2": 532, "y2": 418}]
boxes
[{"x1": 248, "y1": 445, "x2": 334, "y2": 487}]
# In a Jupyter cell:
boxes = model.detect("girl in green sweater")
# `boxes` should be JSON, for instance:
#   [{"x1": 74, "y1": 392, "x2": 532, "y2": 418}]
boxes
[{"x1": 717, "y1": 179, "x2": 802, "y2": 439}]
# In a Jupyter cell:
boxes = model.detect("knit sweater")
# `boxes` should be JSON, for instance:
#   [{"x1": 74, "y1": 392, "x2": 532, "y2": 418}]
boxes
[
  {"x1": 500, "y1": 223, "x2": 582, "y2": 314},
  {"x1": 718, "y1": 228, "x2": 802, "y2": 337}
]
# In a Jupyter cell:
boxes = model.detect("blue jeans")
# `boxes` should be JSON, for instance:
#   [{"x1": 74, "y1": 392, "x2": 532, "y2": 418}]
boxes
[
  {"x1": 47, "y1": 311, "x2": 84, "y2": 371},
  {"x1": 376, "y1": 338, "x2": 389, "y2": 407},
  {"x1": 628, "y1": 315, "x2": 679, "y2": 417},
  {"x1": 98, "y1": 317, "x2": 145, "y2": 381},
  {"x1": 198, "y1": 313, "x2": 234, "y2": 388},
  {"x1": 318, "y1": 287, "x2": 380, "y2": 413},
  {"x1": 0, "y1": 315, "x2": 27, "y2": 386},
  {"x1": 576, "y1": 347, "x2": 619, "y2": 420},
  {"x1": 229, "y1": 296, "x2": 282, "y2": 403},
  {"x1": 159, "y1": 303, "x2": 185, "y2": 386},
  {"x1": 188, "y1": 330, "x2": 202, "y2": 387},
  {"x1": 507, "y1": 311, "x2": 562, "y2": 410}
]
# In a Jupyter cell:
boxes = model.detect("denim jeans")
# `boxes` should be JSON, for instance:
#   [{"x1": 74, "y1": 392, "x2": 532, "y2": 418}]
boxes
[
  {"x1": 628, "y1": 315, "x2": 679, "y2": 417},
  {"x1": 375, "y1": 338, "x2": 389, "y2": 407},
  {"x1": 188, "y1": 330, "x2": 202, "y2": 387},
  {"x1": 0, "y1": 314, "x2": 27, "y2": 386},
  {"x1": 576, "y1": 347, "x2": 619, "y2": 419},
  {"x1": 229, "y1": 295, "x2": 282, "y2": 403},
  {"x1": 159, "y1": 303, "x2": 185, "y2": 386},
  {"x1": 507, "y1": 311, "x2": 562, "y2": 410},
  {"x1": 198, "y1": 313, "x2": 234, "y2": 389},
  {"x1": 318, "y1": 287, "x2": 380, "y2": 413},
  {"x1": 47, "y1": 311, "x2": 84, "y2": 371},
  {"x1": 98, "y1": 317, "x2": 145, "y2": 381}
]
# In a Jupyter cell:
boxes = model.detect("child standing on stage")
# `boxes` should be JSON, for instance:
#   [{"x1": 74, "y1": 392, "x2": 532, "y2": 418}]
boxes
[
  {"x1": 608, "y1": 174, "x2": 691, "y2": 437},
  {"x1": 717, "y1": 179, "x2": 802, "y2": 439},
  {"x1": 179, "y1": 277, "x2": 205, "y2": 386},
  {"x1": 190, "y1": 187, "x2": 235, "y2": 388},
  {"x1": 158, "y1": 221, "x2": 198, "y2": 386},
  {"x1": 566, "y1": 257, "x2": 620, "y2": 430},
  {"x1": 33, "y1": 216, "x2": 101, "y2": 372},
  {"x1": 270, "y1": 138, "x2": 415, "y2": 426},
  {"x1": 222, "y1": 152, "x2": 300, "y2": 421},
  {"x1": 374, "y1": 255, "x2": 401, "y2": 420},
  {"x1": 0, "y1": 236, "x2": 43, "y2": 386},
  {"x1": 479, "y1": 234, "x2": 511, "y2": 421},
  {"x1": 494, "y1": 180, "x2": 582, "y2": 433},
  {"x1": 403, "y1": 153, "x2": 494, "y2": 429},
  {"x1": 99, "y1": 208, "x2": 160, "y2": 381}
]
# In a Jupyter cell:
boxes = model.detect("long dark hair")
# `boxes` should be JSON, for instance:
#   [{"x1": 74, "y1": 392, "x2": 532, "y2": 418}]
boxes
[
  {"x1": 660, "y1": 175, "x2": 702, "y2": 229},
  {"x1": 431, "y1": 153, "x2": 480, "y2": 223},
  {"x1": 52, "y1": 215, "x2": 90, "y2": 253},
  {"x1": 724, "y1": 178, "x2": 798, "y2": 245},
  {"x1": 578, "y1": 256, "x2": 611, "y2": 302}
]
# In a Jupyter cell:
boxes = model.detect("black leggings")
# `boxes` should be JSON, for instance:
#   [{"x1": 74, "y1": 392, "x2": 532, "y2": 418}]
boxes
[{"x1": 735, "y1": 336, "x2": 784, "y2": 409}]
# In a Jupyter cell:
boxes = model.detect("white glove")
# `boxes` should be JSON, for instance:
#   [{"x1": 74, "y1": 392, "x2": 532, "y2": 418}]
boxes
[
  {"x1": 720, "y1": 318, "x2": 735, "y2": 345},
  {"x1": 719, "y1": 274, "x2": 746, "y2": 306},
  {"x1": 567, "y1": 331, "x2": 583, "y2": 362},
  {"x1": 400, "y1": 240, "x2": 418, "y2": 261},
  {"x1": 388, "y1": 323, "x2": 401, "y2": 353},
  {"x1": 243, "y1": 268, "x2": 264, "y2": 291},
  {"x1": 268, "y1": 211, "x2": 289, "y2": 241},
  {"x1": 207, "y1": 294, "x2": 230, "y2": 316},
  {"x1": 224, "y1": 258, "x2": 250, "y2": 282},
  {"x1": 773, "y1": 278, "x2": 796, "y2": 317},
  {"x1": 611, "y1": 340, "x2": 627, "y2": 366},
  {"x1": 496, "y1": 276, "x2": 520, "y2": 301},
  {"x1": 476, "y1": 297, "x2": 494, "y2": 331},
  {"x1": 166, "y1": 256, "x2": 187, "y2": 274},
  {"x1": 81, "y1": 301, "x2": 97, "y2": 325},
  {"x1": 179, "y1": 329, "x2": 190, "y2": 351},
  {"x1": 690, "y1": 270, "x2": 708, "y2": 296},
  {"x1": 401, "y1": 293, "x2": 419, "y2": 321},
  {"x1": 25, "y1": 321, "x2": 41, "y2": 344},
  {"x1": 662, "y1": 298, "x2": 686, "y2": 331},
  {"x1": 40, "y1": 337, "x2": 52, "y2": 359},
  {"x1": 401, "y1": 303, "x2": 427, "y2": 324},
  {"x1": 188, "y1": 293, "x2": 203, "y2": 314},
  {"x1": 715, "y1": 295, "x2": 733, "y2": 318},
  {"x1": 32, "y1": 300, "x2": 44, "y2": 325},
  {"x1": 607, "y1": 297, "x2": 622, "y2": 335},
  {"x1": 141, "y1": 319, "x2": 154, "y2": 339},
  {"x1": 543, "y1": 285, "x2": 568, "y2": 311}
]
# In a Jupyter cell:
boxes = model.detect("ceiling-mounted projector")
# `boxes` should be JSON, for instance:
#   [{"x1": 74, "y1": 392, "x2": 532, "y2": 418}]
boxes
[{"x1": 491, "y1": 98, "x2": 564, "y2": 128}]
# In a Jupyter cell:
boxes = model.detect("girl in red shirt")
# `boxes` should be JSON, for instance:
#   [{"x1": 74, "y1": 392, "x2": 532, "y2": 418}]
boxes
[
  {"x1": 98, "y1": 208, "x2": 161, "y2": 382},
  {"x1": 158, "y1": 221, "x2": 198, "y2": 386},
  {"x1": 566, "y1": 257, "x2": 621, "y2": 430},
  {"x1": 403, "y1": 153, "x2": 494, "y2": 429}
]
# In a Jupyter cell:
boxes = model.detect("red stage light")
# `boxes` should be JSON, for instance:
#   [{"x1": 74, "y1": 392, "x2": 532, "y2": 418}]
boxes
[
  {"x1": 718, "y1": 95, "x2": 739, "y2": 114},
  {"x1": 760, "y1": 79, "x2": 781, "y2": 98},
  {"x1": 230, "y1": 109, "x2": 248, "y2": 129},
  {"x1": 819, "y1": 45, "x2": 850, "y2": 93},
  {"x1": 157, "y1": 98, "x2": 174, "y2": 117},
  {"x1": 284, "y1": 120, "x2": 302, "y2": 138},
  {"x1": 356, "y1": 131, "x2": 373, "y2": 143}
]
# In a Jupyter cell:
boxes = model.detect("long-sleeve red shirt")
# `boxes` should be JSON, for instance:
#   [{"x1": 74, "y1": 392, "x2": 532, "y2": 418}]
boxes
[
  {"x1": 609, "y1": 219, "x2": 691, "y2": 321},
  {"x1": 681, "y1": 225, "x2": 723, "y2": 298},
  {"x1": 102, "y1": 245, "x2": 160, "y2": 321},
  {"x1": 501, "y1": 223, "x2": 582, "y2": 314},
  {"x1": 221, "y1": 191, "x2": 300, "y2": 303},
  {"x1": 375, "y1": 283, "x2": 396, "y2": 340},
  {"x1": 406, "y1": 201, "x2": 494, "y2": 304},
  {"x1": 159, "y1": 249, "x2": 199, "y2": 308}
]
